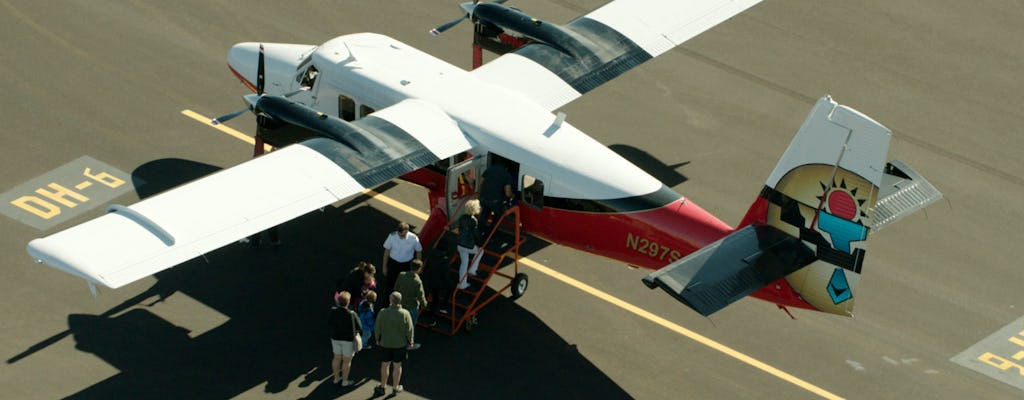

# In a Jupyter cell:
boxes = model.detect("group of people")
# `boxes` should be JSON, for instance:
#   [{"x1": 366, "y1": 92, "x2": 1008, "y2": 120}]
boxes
[
  {"x1": 326, "y1": 161, "x2": 516, "y2": 395},
  {"x1": 328, "y1": 222, "x2": 428, "y2": 395}
]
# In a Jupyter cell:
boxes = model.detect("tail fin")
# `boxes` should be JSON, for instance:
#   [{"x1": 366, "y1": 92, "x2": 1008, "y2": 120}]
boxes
[{"x1": 644, "y1": 96, "x2": 940, "y2": 317}]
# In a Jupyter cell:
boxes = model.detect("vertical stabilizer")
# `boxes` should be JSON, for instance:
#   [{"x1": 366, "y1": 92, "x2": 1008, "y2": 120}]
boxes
[{"x1": 748, "y1": 96, "x2": 890, "y2": 316}]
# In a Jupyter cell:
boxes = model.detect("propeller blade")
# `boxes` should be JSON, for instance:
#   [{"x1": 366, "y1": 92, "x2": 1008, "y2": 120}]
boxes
[
  {"x1": 430, "y1": 16, "x2": 467, "y2": 36},
  {"x1": 256, "y1": 44, "x2": 265, "y2": 96},
  {"x1": 210, "y1": 108, "x2": 248, "y2": 125}
]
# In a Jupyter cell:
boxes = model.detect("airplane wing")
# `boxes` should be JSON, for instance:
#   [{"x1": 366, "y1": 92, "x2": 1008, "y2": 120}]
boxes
[
  {"x1": 472, "y1": 0, "x2": 762, "y2": 110},
  {"x1": 27, "y1": 99, "x2": 471, "y2": 290}
]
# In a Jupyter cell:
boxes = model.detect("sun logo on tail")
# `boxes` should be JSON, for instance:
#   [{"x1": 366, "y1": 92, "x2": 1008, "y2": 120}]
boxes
[{"x1": 818, "y1": 179, "x2": 869, "y2": 223}]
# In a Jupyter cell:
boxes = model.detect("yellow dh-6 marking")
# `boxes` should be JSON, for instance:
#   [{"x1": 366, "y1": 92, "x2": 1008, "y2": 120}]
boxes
[
  {"x1": 977, "y1": 330, "x2": 1024, "y2": 377},
  {"x1": 0, "y1": 156, "x2": 135, "y2": 230},
  {"x1": 11, "y1": 168, "x2": 125, "y2": 219},
  {"x1": 952, "y1": 316, "x2": 1024, "y2": 391}
]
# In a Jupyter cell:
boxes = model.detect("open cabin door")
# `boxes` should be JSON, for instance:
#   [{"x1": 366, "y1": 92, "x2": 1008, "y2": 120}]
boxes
[{"x1": 445, "y1": 155, "x2": 487, "y2": 221}]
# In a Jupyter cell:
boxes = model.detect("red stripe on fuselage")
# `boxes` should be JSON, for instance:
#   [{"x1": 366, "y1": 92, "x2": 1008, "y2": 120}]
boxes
[
  {"x1": 228, "y1": 65, "x2": 258, "y2": 93},
  {"x1": 520, "y1": 197, "x2": 732, "y2": 269}
]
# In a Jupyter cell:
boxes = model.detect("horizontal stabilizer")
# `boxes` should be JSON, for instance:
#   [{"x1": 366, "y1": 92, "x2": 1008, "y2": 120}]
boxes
[
  {"x1": 642, "y1": 225, "x2": 815, "y2": 316},
  {"x1": 868, "y1": 160, "x2": 942, "y2": 231}
]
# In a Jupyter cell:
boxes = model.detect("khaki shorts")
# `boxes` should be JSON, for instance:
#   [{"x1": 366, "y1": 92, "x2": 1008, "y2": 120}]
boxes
[{"x1": 331, "y1": 339, "x2": 356, "y2": 357}]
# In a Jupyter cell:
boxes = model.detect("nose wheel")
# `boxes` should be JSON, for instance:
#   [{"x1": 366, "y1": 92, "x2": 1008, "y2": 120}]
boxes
[{"x1": 510, "y1": 272, "x2": 528, "y2": 300}]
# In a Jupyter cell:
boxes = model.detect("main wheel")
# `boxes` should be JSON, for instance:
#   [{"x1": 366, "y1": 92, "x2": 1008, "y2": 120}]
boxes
[{"x1": 510, "y1": 273, "x2": 528, "y2": 300}]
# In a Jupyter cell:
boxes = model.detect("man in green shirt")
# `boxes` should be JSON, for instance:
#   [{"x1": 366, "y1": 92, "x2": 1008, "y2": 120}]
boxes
[
  {"x1": 374, "y1": 292, "x2": 413, "y2": 395},
  {"x1": 394, "y1": 259, "x2": 428, "y2": 349}
]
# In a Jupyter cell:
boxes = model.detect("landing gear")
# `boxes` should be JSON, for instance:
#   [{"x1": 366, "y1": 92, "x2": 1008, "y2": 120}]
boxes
[{"x1": 510, "y1": 273, "x2": 528, "y2": 300}]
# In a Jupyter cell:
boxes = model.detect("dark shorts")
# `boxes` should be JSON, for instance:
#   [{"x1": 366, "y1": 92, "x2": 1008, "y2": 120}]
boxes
[{"x1": 381, "y1": 346, "x2": 408, "y2": 363}]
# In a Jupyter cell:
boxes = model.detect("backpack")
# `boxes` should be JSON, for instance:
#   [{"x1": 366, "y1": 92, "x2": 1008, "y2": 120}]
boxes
[{"x1": 357, "y1": 300, "x2": 376, "y2": 337}]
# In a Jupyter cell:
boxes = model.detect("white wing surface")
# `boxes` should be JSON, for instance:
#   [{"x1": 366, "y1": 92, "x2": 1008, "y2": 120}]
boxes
[
  {"x1": 473, "y1": 0, "x2": 762, "y2": 110},
  {"x1": 28, "y1": 99, "x2": 470, "y2": 289}
]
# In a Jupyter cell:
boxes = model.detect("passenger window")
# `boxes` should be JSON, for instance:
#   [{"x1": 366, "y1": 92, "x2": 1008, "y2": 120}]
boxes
[
  {"x1": 521, "y1": 175, "x2": 544, "y2": 208},
  {"x1": 359, "y1": 105, "x2": 375, "y2": 118},
  {"x1": 338, "y1": 95, "x2": 356, "y2": 121}
]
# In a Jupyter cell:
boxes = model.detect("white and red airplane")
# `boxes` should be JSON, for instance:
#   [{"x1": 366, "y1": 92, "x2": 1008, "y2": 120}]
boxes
[{"x1": 27, "y1": 0, "x2": 940, "y2": 317}]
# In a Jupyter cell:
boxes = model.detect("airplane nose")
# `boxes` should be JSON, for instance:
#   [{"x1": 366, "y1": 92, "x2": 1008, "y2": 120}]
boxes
[
  {"x1": 227, "y1": 42, "x2": 261, "y2": 90},
  {"x1": 226, "y1": 42, "x2": 318, "y2": 94}
]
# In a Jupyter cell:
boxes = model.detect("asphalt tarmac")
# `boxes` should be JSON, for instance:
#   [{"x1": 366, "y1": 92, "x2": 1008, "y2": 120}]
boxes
[{"x1": 2, "y1": 1, "x2": 1023, "y2": 399}]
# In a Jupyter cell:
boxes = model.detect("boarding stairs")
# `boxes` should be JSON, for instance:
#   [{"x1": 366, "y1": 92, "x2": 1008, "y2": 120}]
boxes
[{"x1": 424, "y1": 206, "x2": 527, "y2": 335}]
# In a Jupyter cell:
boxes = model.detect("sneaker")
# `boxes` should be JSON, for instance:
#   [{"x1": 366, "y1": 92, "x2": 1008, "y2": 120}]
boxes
[
  {"x1": 457, "y1": 282, "x2": 470, "y2": 290},
  {"x1": 407, "y1": 343, "x2": 421, "y2": 350},
  {"x1": 374, "y1": 385, "x2": 386, "y2": 395},
  {"x1": 332, "y1": 376, "x2": 342, "y2": 385},
  {"x1": 341, "y1": 380, "x2": 354, "y2": 387},
  {"x1": 394, "y1": 385, "x2": 404, "y2": 394}
]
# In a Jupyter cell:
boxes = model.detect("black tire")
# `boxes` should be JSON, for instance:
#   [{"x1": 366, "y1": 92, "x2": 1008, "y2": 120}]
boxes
[{"x1": 510, "y1": 273, "x2": 528, "y2": 300}]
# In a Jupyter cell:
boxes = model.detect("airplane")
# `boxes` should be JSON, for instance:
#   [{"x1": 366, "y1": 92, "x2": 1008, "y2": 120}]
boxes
[{"x1": 27, "y1": 0, "x2": 941, "y2": 318}]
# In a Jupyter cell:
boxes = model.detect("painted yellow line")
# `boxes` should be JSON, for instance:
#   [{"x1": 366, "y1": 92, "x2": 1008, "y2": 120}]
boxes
[
  {"x1": 182, "y1": 109, "x2": 844, "y2": 400},
  {"x1": 181, "y1": 109, "x2": 272, "y2": 152},
  {"x1": 518, "y1": 258, "x2": 844, "y2": 400},
  {"x1": 364, "y1": 188, "x2": 429, "y2": 220}
]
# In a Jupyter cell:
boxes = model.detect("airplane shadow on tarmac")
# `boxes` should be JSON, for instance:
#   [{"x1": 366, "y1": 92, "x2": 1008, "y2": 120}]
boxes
[{"x1": 13, "y1": 158, "x2": 632, "y2": 399}]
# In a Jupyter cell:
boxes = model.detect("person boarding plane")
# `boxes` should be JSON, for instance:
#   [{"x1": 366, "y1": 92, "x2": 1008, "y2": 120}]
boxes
[{"x1": 26, "y1": 0, "x2": 941, "y2": 317}]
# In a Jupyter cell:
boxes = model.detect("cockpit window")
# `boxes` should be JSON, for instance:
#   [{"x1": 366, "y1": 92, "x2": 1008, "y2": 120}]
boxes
[{"x1": 299, "y1": 65, "x2": 319, "y2": 88}]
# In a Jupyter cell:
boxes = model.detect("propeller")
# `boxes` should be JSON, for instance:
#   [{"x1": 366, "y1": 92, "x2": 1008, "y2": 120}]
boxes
[
  {"x1": 256, "y1": 43, "x2": 265, "y2": 96},
  {"x1": 429, "y1": 0, "x2": 508, "y2": 36},
  {"x1": 211, "y1": 44, "x2": 266, "y2": 125}
]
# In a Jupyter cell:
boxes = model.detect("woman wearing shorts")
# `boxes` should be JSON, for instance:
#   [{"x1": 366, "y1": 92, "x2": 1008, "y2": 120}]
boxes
[{"x1": 329, "y1": 291, "x2": 363, "y2": 386}]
